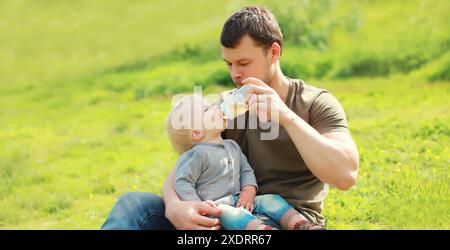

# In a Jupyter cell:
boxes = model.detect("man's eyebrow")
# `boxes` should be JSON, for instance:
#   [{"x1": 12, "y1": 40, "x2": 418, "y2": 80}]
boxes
[{"x1": 222, "y1": 58, "x2": 251, "y2": 63}]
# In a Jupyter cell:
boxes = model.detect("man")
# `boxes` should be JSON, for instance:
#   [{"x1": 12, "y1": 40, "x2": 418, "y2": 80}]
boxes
[{"x1": 101, "y1": 6, "x2": 359, "y2": 230}]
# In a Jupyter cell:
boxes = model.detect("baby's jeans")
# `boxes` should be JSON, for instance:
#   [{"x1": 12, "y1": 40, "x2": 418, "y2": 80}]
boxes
[{"x1": 215, "y1": 194, "x2": 293, "y2": 230}]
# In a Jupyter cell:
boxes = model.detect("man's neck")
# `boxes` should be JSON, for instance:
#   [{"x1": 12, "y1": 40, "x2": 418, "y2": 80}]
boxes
[{"x1": 268, "y1": 66, "x2": 290, "y2": 102}]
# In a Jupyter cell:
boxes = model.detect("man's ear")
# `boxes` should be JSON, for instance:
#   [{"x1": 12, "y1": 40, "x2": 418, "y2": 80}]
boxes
[
  {"x1": 190, "y1": 129, "x2": 204, "y2": 141},
  {"x1": 270, "y1": 42, "x2": 282, "y2": 63}
]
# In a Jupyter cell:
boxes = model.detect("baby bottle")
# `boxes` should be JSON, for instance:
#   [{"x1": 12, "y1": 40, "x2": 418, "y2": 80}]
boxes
[{"x1": 220, "y1": 85, "x2": 252, "y2": 119}]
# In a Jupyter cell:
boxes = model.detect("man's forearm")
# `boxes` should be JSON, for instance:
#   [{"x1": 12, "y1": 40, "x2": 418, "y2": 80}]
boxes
[
  {"x1": 282, "y1": 109, "x2": 359, "y2": 190},
  {"x1": 162, "y1": 168, "x2": 181, "y2": 205},
  {"x1": 161, "y1": 167, "x2": 222, "y2": 230}
]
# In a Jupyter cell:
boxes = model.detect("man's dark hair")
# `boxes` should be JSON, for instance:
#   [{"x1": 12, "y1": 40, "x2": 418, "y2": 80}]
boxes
[{"x1": 220, "y1": 6, "x2": 283, "y2": 52}]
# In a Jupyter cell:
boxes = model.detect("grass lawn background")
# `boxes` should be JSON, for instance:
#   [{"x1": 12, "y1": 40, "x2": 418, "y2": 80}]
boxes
[{"x1": 0, "y1": 0, "x2": 448, "y2": 229}]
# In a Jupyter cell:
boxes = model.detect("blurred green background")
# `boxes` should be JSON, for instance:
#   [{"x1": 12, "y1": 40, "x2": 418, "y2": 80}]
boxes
[{"x1": 0, "y1": 0, "x2": 448, "y2": 229}]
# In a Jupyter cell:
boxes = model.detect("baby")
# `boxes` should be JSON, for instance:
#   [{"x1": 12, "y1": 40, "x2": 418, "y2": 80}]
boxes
[{"x1": 166, "y1": 94, "x2": 323, "y2": 230}]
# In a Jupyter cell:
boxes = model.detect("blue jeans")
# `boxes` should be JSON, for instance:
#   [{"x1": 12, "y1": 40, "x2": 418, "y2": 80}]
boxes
[
  {"x1": 101, "y1": 192, "x2": 282, "y2": 230},
  {"x1": 219, "y1": 194, "x2": 292, "y2": 230},
  {"x1": 101, "y1": 192, "x2": 175, "y2": 230}
]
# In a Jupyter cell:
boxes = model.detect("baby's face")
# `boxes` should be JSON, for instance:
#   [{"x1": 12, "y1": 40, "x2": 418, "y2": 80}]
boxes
[
  {"x1": 178, "y1": 96, "x2": 227, "y2": 132},
  {"x1": 194, "y1": 97, "x2": 228, "y2": 132}
]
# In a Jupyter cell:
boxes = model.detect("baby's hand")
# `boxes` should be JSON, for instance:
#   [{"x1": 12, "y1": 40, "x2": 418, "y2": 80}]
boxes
[
  {"x1": 237, "y1": 186, "x2": 256, "y2": 212},
  {"x1": 199, "y1": 200, "x2": 217, "y2": 216},
  {"x1": 203, "y1": 200, "x2": 216, "y2": 208}
]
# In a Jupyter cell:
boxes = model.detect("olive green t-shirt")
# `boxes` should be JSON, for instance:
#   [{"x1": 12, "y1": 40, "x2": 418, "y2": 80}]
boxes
[{"x1": 221, "y1": 78, "x2": 349, "y2": 225}]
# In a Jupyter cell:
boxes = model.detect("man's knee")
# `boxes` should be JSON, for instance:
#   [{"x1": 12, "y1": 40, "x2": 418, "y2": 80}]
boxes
[
  {"x1": 117, "y1": 192, "x2": 165, "y2": 215},
  {"x1": 102, "y1": 192, "x2": 166, "y2": 230}
]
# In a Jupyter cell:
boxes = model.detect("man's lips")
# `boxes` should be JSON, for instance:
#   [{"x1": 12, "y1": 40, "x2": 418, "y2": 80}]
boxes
[{"x1": 233, "y1": 79, "x2": 243, "y2": 87}]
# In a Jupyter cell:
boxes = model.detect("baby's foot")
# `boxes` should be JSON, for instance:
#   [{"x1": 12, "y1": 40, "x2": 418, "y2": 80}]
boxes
[{"x1": 293, "y1": 220, "x2": 325, "y2": 230}]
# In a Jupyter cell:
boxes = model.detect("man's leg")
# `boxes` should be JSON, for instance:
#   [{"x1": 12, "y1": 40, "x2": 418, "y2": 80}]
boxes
[{"x1": 101, "y1": 192, "x2": 175, "y2": 230}]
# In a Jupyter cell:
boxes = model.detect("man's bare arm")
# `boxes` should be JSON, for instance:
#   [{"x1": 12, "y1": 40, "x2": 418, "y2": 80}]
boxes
[
  {"x1": 283, "y1": 110, "x2": 359, "y2": 190},
  {"x1": 162, "y1": 167, "x2": 222, "y2": 229},
  {"x1": 161, "y1": 167, "x2": 180, "y2": 206},
  {"x1": 241, "y1": 77, "x2": 359, "y2": 191}
]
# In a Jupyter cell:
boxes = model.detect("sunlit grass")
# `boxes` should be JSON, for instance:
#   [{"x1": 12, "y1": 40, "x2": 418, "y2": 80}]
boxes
[
  {"x1": 1, "y1": 74, "x2": 448, "y2": 229},
  {"x1": 0, "y1": 0, "x2": 448, "y2": 229},
  {"x1": 0, "y1": 0, "x2": 231, "y2": 87}
]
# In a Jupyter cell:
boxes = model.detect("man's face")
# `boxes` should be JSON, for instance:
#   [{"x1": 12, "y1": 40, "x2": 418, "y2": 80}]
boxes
[{"x1": 221, "y1": 35, "x2": 274, "y2": 87}]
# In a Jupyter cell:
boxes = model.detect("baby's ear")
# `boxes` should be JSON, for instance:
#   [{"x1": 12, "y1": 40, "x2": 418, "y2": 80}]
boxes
[{"x1": 190, "y1": 129, "x2": 204, "y2": 141}]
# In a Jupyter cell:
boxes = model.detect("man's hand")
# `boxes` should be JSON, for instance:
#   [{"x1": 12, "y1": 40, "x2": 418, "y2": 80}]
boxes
[
  {"x1": 165, "y1": 200, "x2": 222, "y2": 230},
  {"x1": 242, "y1": 77, "x2": 291, "y2": 125},
  {"x1": 236, "y1": 186, "x2": 256, "y2": 212}
]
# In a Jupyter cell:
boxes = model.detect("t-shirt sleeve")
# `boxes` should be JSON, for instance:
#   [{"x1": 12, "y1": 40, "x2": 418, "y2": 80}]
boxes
[
  {"x1": 309, "y1": 92, "x2": 349, "y2": 134},
  {"x1": 174, "y1": 150, "x2": 203, "y2": 201}
]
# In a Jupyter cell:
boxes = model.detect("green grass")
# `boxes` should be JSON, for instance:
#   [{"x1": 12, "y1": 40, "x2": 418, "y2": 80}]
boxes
[
  {"x1": 0, "y1": 0, "x2": 449, "y2": 229},
  {"x1": 0, "y1": 0, "x2": 231, "y2": 87},
  {"x1": 317, "y1": 78, "x2": 450, "y2": 229},
  {"x1": 1, "y1": 75, "x2": 448, "y2": 229}
]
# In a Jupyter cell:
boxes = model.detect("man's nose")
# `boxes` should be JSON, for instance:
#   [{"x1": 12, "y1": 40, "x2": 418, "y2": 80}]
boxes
[{"x1": 231, "y1": 66, "x2": 242, "y2": 81}]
